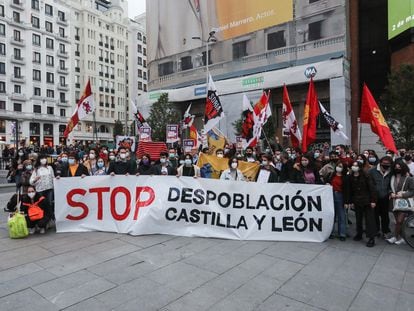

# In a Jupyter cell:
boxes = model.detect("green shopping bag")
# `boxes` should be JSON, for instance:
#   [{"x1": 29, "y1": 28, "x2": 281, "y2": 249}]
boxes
[
  {"x1": 7, "y1": 193, "x2": 28, "y2": 239},
  {"x1": 8, "y1": 212, "x2": 29, "y2": 239}
]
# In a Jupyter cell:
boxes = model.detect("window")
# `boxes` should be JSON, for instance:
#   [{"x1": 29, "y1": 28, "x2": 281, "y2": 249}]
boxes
[
  {"x1": 0, "y1": 43, "x2": 5, "y2": 55},
  {"x1": 138, "y1": 82, "x2": 142, "y2": 90},
  {"x1": 59, "y1": 27, "x2": 65, "y2": 38},
  {"x1": 34, "y1": 87, "x2": 41, "y2": 96},
  {"x1": 137, "y1": 45, "x2": 142, "y2": 53},
  {"x1": 137, "y1": 33, "x2": 142, "y2": 40},
  {"x1": 32, "y1": 34, "x2": 41, "y2": 46},
  {"x1": 0, "y1": 62, "x2": 5, "y2": 74},
  {"x1": 309, "y1": 0, "x2": 320, "y2": 3},
  {"x1": 14, "y1": 67, "x2": 21, "y2": 78},
  {"x1": 59, "y1": 76, "x2": 65, "y2": 86},
  {"x1": 180, "y1": 56, "x2": 193, "y2": 70},
  {"x1": 46, "y1": 55, "x2": 54, "y2": 66},
  {"x1": 267, "y1": 31, "x2": 286, "y2": 50},
  {"x1": 45, "y1": 4, "x2": 53, "y2": 16},
  {"x1": 45, "y1": 21, "x2": 53, "y2": 33},
  {"x1": 0, "y1": 101, "x2": 5, "y2": 109},
  {"x1": 143, "y1": 60, "x2": 147, "y2": 68},
  {"x1": 13, "y1": 103, "x2": 22, "y2": 112},
  {"x1": 33, "y1": 69, "x2": 41, "y2": 81},
  {"x1": 138, "y1": 57, "x2": 142, "y2": 65},
  {"x1": 0, "y1": 24, "x2": 5, "y2": 36},
  {"x1": 60, "y1": 92, "x2": 66, "y2": 102},
  {"x1": 14, "y1": 48, "x2": 21, "y2": 60},
  {"x1": 46, "y1": 72, "x2": 54, "y2": 83},
  {"x1": 0, "y1": 81, "x2": 5, "y2": 93},
  {"x1": 13, "y1": 12, "x2": 20, "y2": 23},
  {"x1": 308, "y1": 21, "x2": 323, "y2": 41},
  {"x1": 60, "y1": 109, "x2": 66, "y2": 117},
  {"x1": 59, "y1": 43, "x2": 66, "y2": 53},
  {"x1": 46, "y1": 38, "x2": 54, "y2": 49},
  {"x1": 138, "y1": 69, "x2": 142, "y2": 78},
  {"x1": 33, "y1": 52, "x2": 41, "y2": 63},
  {"x1": 143, "y1": 48, "x2": 146, "y2": 56},
  {"x1": 14, "y1": 30, "x2": 21, "y2": 41},
  {"x1": 31, "y1": 0, "x2": 39, "y2": 10},
  {"x1": 14, "y1": 85, "x2": 21, "y2": 94},
  {"x1": 33, "y1": 105, "x2": 41, "y2": 113},
  {"x1": 59, "y1": 60, "x2": 65, "y2": 70},
  {"x1": 233, "y1": 40, "x2": 248, "y2": 59},
  {"x1": 58, "y1": 11, "x2": 65, "y2": 21},
  {"x1": 31, "y1": 16, "x2": 40, "y2": 28},
  {"x1": 46, "y1": 89, "x2": 54, "y2": 98},
  {"x1": 0, "y1": 5, "x2": 4, "y2": 17},
  {"x1": 47, "y1": 107, "x2": 54, "y2": 115},
  {"x1": 158, "y1": 61, "x2": 174, "y2": 76}
]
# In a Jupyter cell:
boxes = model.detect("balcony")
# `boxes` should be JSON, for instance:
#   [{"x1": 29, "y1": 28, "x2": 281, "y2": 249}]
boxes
[
  {"x1": 57, "y1": 100, "x2": 68, "y2": 106},
  {"x1": 10, "y1": 37, "x2": 25, "y2": 47},
  {"x1": 57, "y1": 50, "x2": 68, "y2": 58},
  {"x1": 10, "y1": 93, "x2": 26, "y2": 101},
  {"x1": 57, "y1": 83, "x2": 69, "y2": 91},
  {"x1": 57, "y1": 67, "x2": 68, "y2": 74},
  {"x1": 10, "y1": 1, "x2": 24, "y2": 10},
  {"x1": 11, "y1": 75, "x2": 25, "y2": 83},
  {"x1": 11, "y1": 56, "x2": 25, "y2": 65},
  {"x1": 57, "y1": 18, "x2": 68, "y2": 26}
]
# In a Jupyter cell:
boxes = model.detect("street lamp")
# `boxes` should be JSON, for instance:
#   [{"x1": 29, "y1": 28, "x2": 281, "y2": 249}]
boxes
[{"x1": 192, "y1": 30, "x2": 217, "y2": 86}]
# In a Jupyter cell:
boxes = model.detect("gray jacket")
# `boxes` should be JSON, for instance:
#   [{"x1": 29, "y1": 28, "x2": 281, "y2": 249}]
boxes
[{"x1": 368, "y1": 164, "x2": 392, "y2": 199}]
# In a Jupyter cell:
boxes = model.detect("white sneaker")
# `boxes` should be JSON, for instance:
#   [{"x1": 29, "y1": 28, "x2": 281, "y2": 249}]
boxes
[
  {"x1": 386, "y1": 237, "x2": 397, "y2": 244},
  {"x1": 29, "y1": 228, "x2": 36, "y2": 235},
  {"x1": 39, "y1": 228, "x2": 45, "y2": 234},
  {"x1": 395, "y1": 238, "x2": 406, "y2": 245}
]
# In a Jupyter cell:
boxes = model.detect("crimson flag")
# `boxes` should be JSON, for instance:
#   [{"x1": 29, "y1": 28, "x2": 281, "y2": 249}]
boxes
[{"x1": 302, "y1": 78, "x2": 320, "y2": 152}]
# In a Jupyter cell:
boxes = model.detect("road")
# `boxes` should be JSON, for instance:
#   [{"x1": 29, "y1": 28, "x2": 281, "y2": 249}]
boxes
[{"x1": 0, "y1": 191, "x2": 413, "y2": 311}]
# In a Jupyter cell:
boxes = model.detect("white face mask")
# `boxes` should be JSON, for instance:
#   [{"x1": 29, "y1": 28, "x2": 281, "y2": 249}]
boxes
[
  {"x1": 28, "y1": 192, "x2": 35, "y2": 199},
  {"x1": 336, "y1": 166, "x2": 343, "y2": 173},
  {"x1": 109, "y1": 155, "x2": 115, "y2": 160},
  {"x1": 18, "y1": 152, "x2": 24, "y2": 156},
  {"x1": 89, "y1": 154, "x2": 95, "y2": 160},
  {"x1": 231, "y1": 162, "x2": 238, "y2": 169},
  {"x1": 184, "y1": 159, "x2": 192, "y2": 166},
  {"x1": 262, "y1": 160, "x2": 268, "y2": 166},
  {"x1": 119, "y1": 153, "x2": 126, "y2": 159},
  {"x1": 160, "y1": 158, "x2": 166, "y2": 164},
  {"x1": 217, "y1": 154, "x2": 224, "y2": 158},
  {"x1": 40, "y1": 159, "x2": 47, "y2": 165},
  {"x1": 351, "y1": 166, "x2": 359, "y2": 172}
]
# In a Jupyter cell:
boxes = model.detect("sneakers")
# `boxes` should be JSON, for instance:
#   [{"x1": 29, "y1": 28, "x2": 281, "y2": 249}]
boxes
[
  {"x1": 386, "y1": 237, "x2": 397, "y2": 244},
  {"x1": 366, "y1": 238, "x2": 375, "y2": 247},
  {"x1": 29, "y1": 227, "x2": 36, "y2": 235},
  {"x1": 395, "y1": 238, "x2": 406, "y2": 245},
  {"x1": 39, "y1": 228, "x2": 46, "y2": 234}
]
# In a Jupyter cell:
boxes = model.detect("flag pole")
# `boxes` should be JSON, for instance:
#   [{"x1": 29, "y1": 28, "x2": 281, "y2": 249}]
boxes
[{"x1": 358, "y1": 117, "x2": 362, "y2": 153}]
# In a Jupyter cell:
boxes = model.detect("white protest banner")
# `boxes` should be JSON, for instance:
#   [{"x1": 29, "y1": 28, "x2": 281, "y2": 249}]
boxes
[
  {"x1": 166, "y1": 124, "x2": 179, "y2": 143},
  {"x1": 54, "y1": 176, "x2": 334, "y2": 242}
]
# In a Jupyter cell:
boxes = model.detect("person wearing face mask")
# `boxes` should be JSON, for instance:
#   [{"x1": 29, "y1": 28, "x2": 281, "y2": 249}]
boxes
[
  {"x1": 108, "y1": 151, "x2": 116, "y2": 163},
  {"x1": 344, "y1": 161, "x2": 377, "y2": 247},
  {"x1": 107, "y1": 147, "x2": 137, "y2": 176},
  {"x1": 168, "y1": 148, "x2": 179, "y2": 169},
  {"x1": 243, "y1": 147, "x2": 257, "y2": 163},
  {"x1": 328, "y1": 163, "x2": 348, "y2": 241},
  {"x1": 279, "y1": 152, "x2": 294, "y2": 182},
  {"x1": 177, "y1": 153, "x2": 201, "y2": 177},
  {"x1": 368, "y1": 156, "x2": 393, "y2": 239},
  {"x1": 18, "y1": 159, "x2": 34, "y2": 195},
  {"x1": 83, "y1": 149, "x2": 98, "y2": 175},
  {"x1": 386, "y1": 160, "x2": 414, "y2": 245},
  {"x1": 313, "y1": 149, "x2": 324, "y2": 171},
  {"x1": 403, "y1": 152, "x2": 414, "y2": 176},
  {"x1": 220, "y1": 157, "x2": 245, "y2": 181},
  {"x1": 21, "y1": 186, "x2": 51, "y2": 235},
  {"x1": 292, "y1": 153, "x2": 321, "y2": 184},
  {"x1": 93, "y1": 157, "x2": 107, "y2": 176},
  {"x1": 319, "y1": 151, "x2": 340, "y2": 183},
  {"x1": 367, "y1": 151, "x2": 379, "y2": 168},
  {"x1": 58, "y1": 152, "x2": 89, "y2": 177},
  {"x1": 137, "y1": 154, "x2": 154, "y2": 175},
  {"x1": 153, "y1": 152, "x2": 177, "y2": 176},
  {"x1": 215, "y1": 149, "x2": 225, "y2": 158},
  {"x1": 29, "y1": 155, "x2": 55, "y2": 213},
  {"x1": 255, "y1": 154, "x2": 279, "y2": 183}
]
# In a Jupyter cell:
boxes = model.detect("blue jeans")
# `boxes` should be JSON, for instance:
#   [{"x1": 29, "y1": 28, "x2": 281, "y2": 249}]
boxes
[{"x1": 333, "y1": 191, "x2": 346, "y2": 237}]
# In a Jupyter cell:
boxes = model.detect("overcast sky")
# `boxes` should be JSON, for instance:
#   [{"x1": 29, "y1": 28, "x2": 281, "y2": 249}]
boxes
[{"x1": 128, "y1": 0, "x2": 146, "y2": 18}]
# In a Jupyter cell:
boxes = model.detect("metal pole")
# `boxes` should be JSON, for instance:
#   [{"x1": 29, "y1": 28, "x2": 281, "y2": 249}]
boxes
[{"x1": 206, "y1": 40, "x2": 209, "y2": 87}]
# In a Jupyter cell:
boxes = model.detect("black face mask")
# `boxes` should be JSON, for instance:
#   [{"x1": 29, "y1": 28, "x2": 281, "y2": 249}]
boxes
[
  {"x1": 405, "y1": 155, "x2": 412, "y2": 162},
  {"x1": 394, "y1": 168, "x2": 401, "y2": 174},
  {"x1": 246, "y1": 153, "x2": 253, "y2": 157},
  {"x1": 381, "y1": 165, "x2": 391, "y2": 170}
]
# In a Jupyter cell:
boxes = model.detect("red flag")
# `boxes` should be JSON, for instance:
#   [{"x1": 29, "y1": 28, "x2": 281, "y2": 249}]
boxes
[
  {"x1": 360, "y1": 84, "x2": 397, "y2": 153},
  {"x1": 189, "y1": 124, "x2": 201, "y2": 147},
  {"x1": 64, "y1": 79, "x2": 94, "y2": 138},
  {"x1": 136, "y1": 141, "x2": 168, "y2": 161},
  {"x1": 282, "y1": 85, "x2": 302, "y2": 148},
  {"x1": 302, "y1": 78, "x2": 320, "y2": 152}
]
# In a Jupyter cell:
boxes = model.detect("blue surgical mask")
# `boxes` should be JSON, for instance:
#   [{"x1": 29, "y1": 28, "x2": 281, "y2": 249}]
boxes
[
  {"x1": 26, "y1": 165, "x2": 32, "y2": 170},
  {"x1": 68, "y1": 159, "x2": 75, "y2": 165},
  {"x1": 97, "y1": 162, "x2": 104, "y2": 168}
]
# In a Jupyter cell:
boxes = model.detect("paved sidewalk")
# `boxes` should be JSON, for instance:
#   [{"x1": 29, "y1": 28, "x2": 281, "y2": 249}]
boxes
[{"x1": 0, "y1": 191, "x2": 413, "y2": 311}]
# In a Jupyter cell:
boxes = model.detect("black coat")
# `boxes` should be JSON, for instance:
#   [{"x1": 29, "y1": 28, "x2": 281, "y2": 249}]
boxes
[
  {"x1": 344, "y1": 173, "x2": 377, "y2": 206},
  {"x1": 60, "y1": 163, "x2": 89, "y2": 177}
]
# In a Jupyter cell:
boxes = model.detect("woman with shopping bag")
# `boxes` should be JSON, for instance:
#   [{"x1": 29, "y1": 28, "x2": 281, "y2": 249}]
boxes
[{"x1": 20, "y1": 185, "x2": 51, "y2": 235}]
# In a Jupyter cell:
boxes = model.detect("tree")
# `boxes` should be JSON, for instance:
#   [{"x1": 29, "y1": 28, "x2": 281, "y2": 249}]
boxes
[
  {"x1": 147, "y1": 93, "x2": 181, "y2": 141},
  {"x1": 113, "y1": 120, "x2": 124, "y2": 138},
  {"x1": 382, "y1": 64, "x2": 414, "y2": 149}
]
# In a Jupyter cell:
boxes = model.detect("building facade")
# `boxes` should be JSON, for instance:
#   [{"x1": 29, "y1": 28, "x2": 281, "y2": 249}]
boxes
[
  {"x1": 0, "y1": 0, "x2": 72, "y2": 147},
  {"x1": 146, "y1": 0, "x2": 351, "y2": 148}
]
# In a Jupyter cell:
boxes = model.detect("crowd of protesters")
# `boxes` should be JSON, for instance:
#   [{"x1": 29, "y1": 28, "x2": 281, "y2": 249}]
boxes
[{"x1": 2, "y1": 140, "x2": 414, "y2": 248}]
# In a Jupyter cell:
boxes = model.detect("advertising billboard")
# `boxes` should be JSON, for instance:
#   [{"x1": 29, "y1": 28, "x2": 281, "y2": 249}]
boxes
[
  {"x1": 388, "y1": 0, "x2": 414, "y2": 39},
  {"x1": 147, "y1": 0, "x2": 293, "y2": 61}
]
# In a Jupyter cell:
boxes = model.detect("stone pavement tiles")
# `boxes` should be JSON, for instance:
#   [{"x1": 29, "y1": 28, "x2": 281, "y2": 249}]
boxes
[{"x1": 0, "y1": 191, "x2": 413, "y2": 310}]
